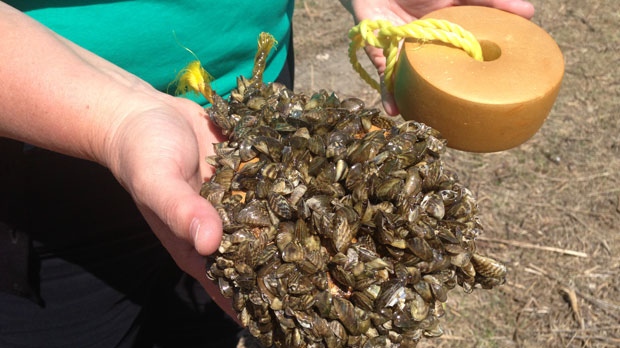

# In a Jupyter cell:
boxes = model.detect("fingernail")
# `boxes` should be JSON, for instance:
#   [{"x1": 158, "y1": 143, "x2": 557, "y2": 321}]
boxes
[{"x1": 189, "y1": 217, "x2": 201, "y2": 244}]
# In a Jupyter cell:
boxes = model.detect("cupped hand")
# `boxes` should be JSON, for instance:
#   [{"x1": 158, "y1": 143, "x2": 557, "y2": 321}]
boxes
[
  {"x1": 343, "y1": 0, "x2": 535, "y2": 116},
  {"x1": 102, "y1": 92, "x2": 237, "y2": 319}
]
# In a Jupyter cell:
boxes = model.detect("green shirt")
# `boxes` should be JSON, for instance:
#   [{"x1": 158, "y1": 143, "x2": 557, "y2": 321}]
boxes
[{"x1": 13, "y1": 1, "x2": 293, "y2": 105}]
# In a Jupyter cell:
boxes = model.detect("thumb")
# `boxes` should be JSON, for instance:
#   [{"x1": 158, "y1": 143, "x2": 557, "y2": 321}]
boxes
[
  {"x1": 140, "y1": 176, "x2": 223, "y2": 256},
  {"x1": 188, "y1": 198, "x2": 223, "y2": 256}
]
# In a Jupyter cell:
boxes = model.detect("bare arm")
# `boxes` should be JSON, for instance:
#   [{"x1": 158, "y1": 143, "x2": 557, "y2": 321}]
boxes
[{"x1": 0, "y1": 2, "x2": 153, "y2": 161}]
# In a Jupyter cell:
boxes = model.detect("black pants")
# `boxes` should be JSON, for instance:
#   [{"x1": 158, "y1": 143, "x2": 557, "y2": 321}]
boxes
[
  {"x1": 0, "y1": 42, "x2": 294, "y2": 347},
  {"x1": 0, "y1": 145, "x2": 247, "y2": 348}
]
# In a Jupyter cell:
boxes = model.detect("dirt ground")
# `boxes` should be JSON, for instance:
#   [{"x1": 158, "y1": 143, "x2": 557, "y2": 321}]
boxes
[{"x1": 290, "y1": 0, "x2": 619, "y2": 347}]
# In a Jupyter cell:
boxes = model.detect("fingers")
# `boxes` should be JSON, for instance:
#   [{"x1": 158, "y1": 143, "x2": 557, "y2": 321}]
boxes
[
  {"x1": 147, "y1": 185, "x2": 236, "y2": 322},
  {"x1": 147, "y1": 223, "x2": 239, "y2": 323},
  {"x1": 150, "y1": 178, "x2": 237, "y2": 322},
  {"x1": 359, "y1": 45, "x2": 400, "y2": 116},
  {"x1": 380, "y1": 75, "x2": 401, "y2": 116},
  {"x1": 196, "y1": 271, "x2": 241, "y2": 324},
  {"x1": 456, "y1": 0, "x2": 535, "y2": 19}
]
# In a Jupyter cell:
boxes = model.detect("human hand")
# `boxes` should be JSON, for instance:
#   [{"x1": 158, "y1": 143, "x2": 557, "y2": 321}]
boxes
[
  {"x1": 341, "y1": 0, "x2": 535, "y2": 116},
  {"x1": 102, "y1": 92, "x2": 236, "y2": 319}
]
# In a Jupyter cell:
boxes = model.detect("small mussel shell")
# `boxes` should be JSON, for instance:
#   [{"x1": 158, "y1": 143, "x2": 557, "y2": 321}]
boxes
[
  {"x1": 470, "y1": 253, "x2": 507, "y2": 285},
  {"x1": 340, "y1": 97, "x2": 365, "y2": 113},
  {"x1": 267, "y1": 192, "x2": 293, "y2": 219},
  {"x1": 235, "y1": 200, "x2": 271, "y2": 227}
]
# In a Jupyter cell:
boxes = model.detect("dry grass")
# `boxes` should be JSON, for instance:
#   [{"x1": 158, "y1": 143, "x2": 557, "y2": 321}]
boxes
[{"x1": 292, "y1": 0, "x2": 620, "y2": 347}]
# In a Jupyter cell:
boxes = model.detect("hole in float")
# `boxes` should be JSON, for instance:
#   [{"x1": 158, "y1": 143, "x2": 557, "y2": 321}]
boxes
[{"x1": 479, "y1": 40, "x2": 501, "y2": 61}]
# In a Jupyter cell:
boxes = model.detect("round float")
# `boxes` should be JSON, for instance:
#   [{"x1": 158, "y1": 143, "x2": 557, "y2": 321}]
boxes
[{"x1": 393, "y1": 6, "x2": 564, "y2": 152}]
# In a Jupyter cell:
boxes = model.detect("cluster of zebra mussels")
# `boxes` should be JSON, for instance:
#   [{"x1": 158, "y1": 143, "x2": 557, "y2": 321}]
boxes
[{"x1": 197, "y1": 34, "x2": 506, "y2": 348}]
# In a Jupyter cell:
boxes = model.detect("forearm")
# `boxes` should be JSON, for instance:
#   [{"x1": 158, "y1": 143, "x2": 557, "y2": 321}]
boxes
[{"x1": 0, "y1": 2, "x2": 157, "y2": 165}]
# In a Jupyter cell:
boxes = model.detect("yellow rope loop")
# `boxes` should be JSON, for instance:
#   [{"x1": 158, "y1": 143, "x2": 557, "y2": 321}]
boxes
[
  {"x1": 348, "y1": 19, "x2": 395, "y2": 92},
  {"x1": 348, "y1": 18, "x2": 483, "y2": 94},
  {"x1": 393, "y1": 25, "x2": 482, "y2": 60},
  {"x1": 416, "y1": 19, "x2": 483, "y2": 60}
]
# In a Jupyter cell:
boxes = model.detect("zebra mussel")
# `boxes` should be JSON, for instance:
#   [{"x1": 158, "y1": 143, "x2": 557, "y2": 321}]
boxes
[{"x1": 195, "y1": 33, "x2": 506, "y2": 348}]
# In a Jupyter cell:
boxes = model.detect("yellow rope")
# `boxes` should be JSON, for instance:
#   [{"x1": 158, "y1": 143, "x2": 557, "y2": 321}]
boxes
[{"x1": 348, "y1": 18, "x2": 483, "y2": 93}]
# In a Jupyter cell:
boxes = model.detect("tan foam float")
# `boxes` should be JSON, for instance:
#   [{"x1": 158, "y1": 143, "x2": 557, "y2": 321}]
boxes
[{"x1": 393, "y1": 6, "x2": 564, "y2": 152}]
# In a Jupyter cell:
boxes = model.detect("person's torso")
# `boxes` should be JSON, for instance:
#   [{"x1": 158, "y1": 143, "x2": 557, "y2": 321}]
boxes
[{"x1": 11, "y1": 0, "x2": 293, "y2": 104}]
